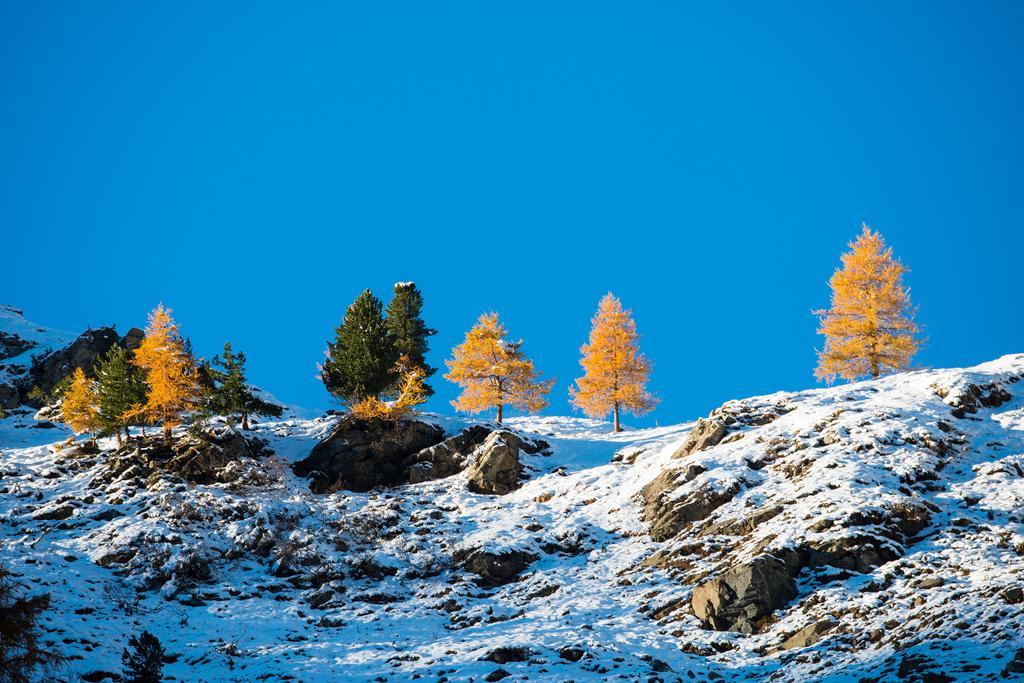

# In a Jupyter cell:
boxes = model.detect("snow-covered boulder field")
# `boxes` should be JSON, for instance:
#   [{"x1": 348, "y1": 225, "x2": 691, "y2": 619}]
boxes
[{"x1": 2, "y1": 355, "x2": 1024, "y2": 681}]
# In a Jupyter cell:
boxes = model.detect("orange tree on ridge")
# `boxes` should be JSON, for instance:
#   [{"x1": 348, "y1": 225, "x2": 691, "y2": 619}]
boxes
[
  {"x1": 130, "y1": 305, "x2": 201, "y2": 441},
  {"x1": 815, "y1": 225, "x2": 920, "y2": 383},
  {"x1": 445, "y1": 312, "x2": 553, "y2": 424},
  {"x1": 570, "y1": 293, "x2": 658, "y2": 432}
]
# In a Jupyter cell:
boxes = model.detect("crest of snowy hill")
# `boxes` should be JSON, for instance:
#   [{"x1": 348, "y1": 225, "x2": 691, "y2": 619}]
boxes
[{"x1": 1, "y1": 356, "x2": 1023, "y2": 681}]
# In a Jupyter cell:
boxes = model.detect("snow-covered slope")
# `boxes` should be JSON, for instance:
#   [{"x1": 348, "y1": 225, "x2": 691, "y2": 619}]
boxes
[
  {"x1": 0, "y1": 305, "x2": 74, "y2": 388},
  {"x1": 1, "y1": 356, "x2": 1023, "y2": 681}
]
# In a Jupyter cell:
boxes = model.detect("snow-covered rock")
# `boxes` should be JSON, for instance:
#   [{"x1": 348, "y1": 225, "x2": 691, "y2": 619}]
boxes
[{"x1": 1, "y1": 355, "x2": 1023, "y2": 681}]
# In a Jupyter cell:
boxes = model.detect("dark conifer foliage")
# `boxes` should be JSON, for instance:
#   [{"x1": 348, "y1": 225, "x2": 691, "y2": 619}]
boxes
[
  {"x1": 207, "y1": 342, "x2": 282, "y2": 429},
  {"x1": 121, "y1": 630, "x2": 165, "y2": 683},
  {"x1": 385, "y1": 282, "x2": 437, "y2": 396},
  {"x1": 321, "y1": 290, "x2": 398, "y2": 404},
  {"x1": 95, "y1": 345, "x2": 147, "y2": 444},
  {"x1": 0, "y1": 563, "x2": 61, "y2": 683}
]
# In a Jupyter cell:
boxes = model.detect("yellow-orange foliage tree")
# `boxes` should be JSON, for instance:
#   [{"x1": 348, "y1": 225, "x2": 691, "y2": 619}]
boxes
[
  {"x1": 815, "y1": 225, "x2": 920, "y2": 383},
  {"x1": 131, "y1": 305, "x2": 201, "y2": 441},
  {"x1": 445, "y1": 313, "x2": 553, "y2": 424},
  {"x1": 570, "y1": 293, "x2": 658, "y2": 432},
  {"x1": 350, "y1": 359, "x2": 428, "y2": 422},
  {"x1": 61, "y1": 367, "x2": 102, "y2": 440}
]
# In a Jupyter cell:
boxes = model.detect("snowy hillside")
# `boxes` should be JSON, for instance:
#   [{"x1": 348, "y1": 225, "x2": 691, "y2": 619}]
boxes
[{"x1": 1, "y1": 339, "x2": 1024, "y2": 679}]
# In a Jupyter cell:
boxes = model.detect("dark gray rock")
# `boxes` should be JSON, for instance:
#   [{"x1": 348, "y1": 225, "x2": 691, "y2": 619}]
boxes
[
  {"x1": 0, "y1": 331, "x2": 34, "y2": 361},
  {"x1": 458, "y1": 548, "x2": 538, "y2": 586},
  {"x1": 691, "y1": 554, "x2": 797, "y2": 634},
  {"x1": 21, "y1": 327, "x2": 121, "y2": 405},
  {"x1": 405, "y1": 424, "x2": 493, "y2": 484},
  {"x1": 293, "y1": 415, "x2": 445, "y2": 493}
]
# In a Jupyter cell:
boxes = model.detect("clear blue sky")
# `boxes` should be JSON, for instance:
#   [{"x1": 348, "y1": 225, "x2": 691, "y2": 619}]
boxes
[{"x1": 3, "y1": 2, "x2": 1021, "y2": 426}]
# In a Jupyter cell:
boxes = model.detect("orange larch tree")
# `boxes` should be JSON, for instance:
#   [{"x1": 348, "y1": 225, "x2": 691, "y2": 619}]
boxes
[
  {"x1": 815, "y1": 225, "x2": 921, "y2": 384},
  {"x1": 570, "y1": 293, "x2": 658, "y2": 432},
  {"x1": 131, "y1": 305, "x2": 201, "y2": 441},
  {"x1": 60, "y1": 367, "x2": 102, "y2": 440},
  {"x1": 445, "y1": 312, "x2": 553, "y2": 424}
]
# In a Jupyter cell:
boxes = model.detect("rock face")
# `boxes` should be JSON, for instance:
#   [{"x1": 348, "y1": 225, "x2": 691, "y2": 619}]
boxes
[
  {"x1": 691, "y1": 554, "x2": 797, "y2": 634},
  {"x1": 672, "y1": 418, "x2": 728, "y2": 458},
  {"x1": 641, "y1": 465, "x2": 739, "y2": 542},
  {"x1": 19, "y1": 326, "x2": 144, "y2": 406},
  {"x1": 458, "y1": 548, "x2": 538, "y2": 586},
  {"x1": 293, "y1": 416, "x2": 446, "y2": 493},
  {"x1": 466, "y1": 431, "x2": 526, "y2": 495},
  {"x1": 405, "y1": 425, "x2": 493, "y2": 484},
  {"x1": 0, "y1": 331, "x2": 34, "y2": 361}
]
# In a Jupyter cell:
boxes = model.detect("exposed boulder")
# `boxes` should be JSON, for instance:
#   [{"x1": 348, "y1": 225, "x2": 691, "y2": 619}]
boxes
[
  {"x1": 691, "y1": 554, "x2": 797, "y2": 634},
  {"x1": 642, "y1": 466, "x2": 739, "y2": 542},
  {"x1": 458, "y1": 548, "x2": 538, "y2": 586},
  {"x1": 672, "y1": 418, "x2": 728, "y2": 458},
  {"x1": 779, "y1": 620, "x2": 838, "y2": 650},
  {"x1": 405, "y1": 425, "x2": 492, "y2": 484},
  {"x1": 466, "y1": 431, "x2": 526, "y2": 495},
  {"x1": 293, "y1": 415, "x2": 445, "y2": 493}
]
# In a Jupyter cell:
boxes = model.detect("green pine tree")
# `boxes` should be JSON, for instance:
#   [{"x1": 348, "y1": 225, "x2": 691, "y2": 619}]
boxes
[
  {"x1": 95, "y1": 345, "x2": 147, "y2": 445},
  {"x1": 120, "y1": 630, "x2": 165, "y2": 683},
  {"x1": 321, "y1": 289, "x2": 398, "y2": 404},
  {"x1": 208, "y1": 342, "x2": 282, "y2": 429},
  {"x1": 385, "y1": 282, "x2": 437, "y2": 396}
]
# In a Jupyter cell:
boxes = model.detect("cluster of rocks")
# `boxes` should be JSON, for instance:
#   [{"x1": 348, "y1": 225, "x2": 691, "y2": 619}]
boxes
[
  {"x1": 98, "y1": 426, "x2": 269, "y2": 487},
  {"x1": 293, "y1": 416, "x2": 549, "y2": 495}
]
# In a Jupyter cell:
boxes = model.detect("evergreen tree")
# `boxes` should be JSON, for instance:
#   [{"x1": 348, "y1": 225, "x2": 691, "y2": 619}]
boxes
[
  {"x1": 95, "y1": 345, "x2": 147, "y2": 445},
  {"x1": 321, "y1": 290, "x2": 398, "y2": 404},
  {"x1": 60, "y1": 367, "x2": 102, "y2": 441},
  {"x1": 570, "y1": 293, "x2": 658, "y2": 432},
  {"x1": 385, "y1": 282, "x2": 437, "y2": 396},
  {"x1": 445, "y1": 312, "x2": 553, "y2": 424},
  {"x1": 208, "y1": 342, "x2": 281, "y2": 429},
  {"x1": 0, "y1": 562, "x2": 61, "y2": 683},
  {"x1": 131, "y1": 305, "x2": 201, "y2": 442},
  {"x1": 815, "y1": 225, "x2": 921, "y2": 383},
  {"x1": 121, "y1": 630, "x2": 165, "y2": 683}
]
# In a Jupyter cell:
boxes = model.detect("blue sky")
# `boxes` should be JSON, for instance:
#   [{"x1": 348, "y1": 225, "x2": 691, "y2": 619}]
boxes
[{"x1": 3, "y1": 2, "x2": 1021, "y2": 426}]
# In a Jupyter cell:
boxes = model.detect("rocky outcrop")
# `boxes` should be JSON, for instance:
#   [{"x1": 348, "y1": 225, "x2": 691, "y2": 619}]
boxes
[
  {"x1": 18, "y1": 326, "x2": 144, "y2": 406},
  {"x1": 104, "y1": 427, "x2": 267, "y2": 486},
  {"x1": 293, "y1": 416, "x2": 445, "y2": 493},
  {"x1": 466, "y1": 431, "x2": 526, "y2": 495},
  {"x1": 458, "y1": 548, "x2": 538, "y2": 586},
  {"x1": 672, "y1": 419, "x2": 728, "y2": 458},
  {"x1": 642, "y1": 466, "x2": 739, "y2": 542},
  {"x1": 405, "y1": 425, "x2": 493, "y2": 484},
  {"x1": 690, "y1": 554, "x2": 796, "y2": 634},
  {"x1": 934, "y1": 379, "x2": 1014, "y2": 419},
  {"x1": 0, "y1": 331, "x2": 34, "y2": 361}
]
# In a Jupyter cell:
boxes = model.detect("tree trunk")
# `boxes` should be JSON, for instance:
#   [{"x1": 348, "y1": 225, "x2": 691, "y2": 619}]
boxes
[
  {"x1": 115, "y1": 428, "x2": 123, "y2": 446},
  {"x1": 613, "y1": 403, "x2": 621, "y2": 432},
  {"x1": 242, "y1": 413, "x2": 250, "y2": 430},
  {"x1": 496, "y1": 403, "x2": 503, "y2": 424},
  {"x1": 162, "y1": 422, "x2": 171, "y2": 443}
]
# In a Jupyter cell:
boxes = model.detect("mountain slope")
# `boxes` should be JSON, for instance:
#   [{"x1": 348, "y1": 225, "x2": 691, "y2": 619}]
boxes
[{"x1": 1, "y1": 355, "x2": 1023, "y2": 681}]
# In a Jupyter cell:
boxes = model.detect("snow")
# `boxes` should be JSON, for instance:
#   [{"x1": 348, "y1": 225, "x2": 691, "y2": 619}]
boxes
[{"x1": 1, "y1": 353, "x2": 1023, "y2": 681}]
